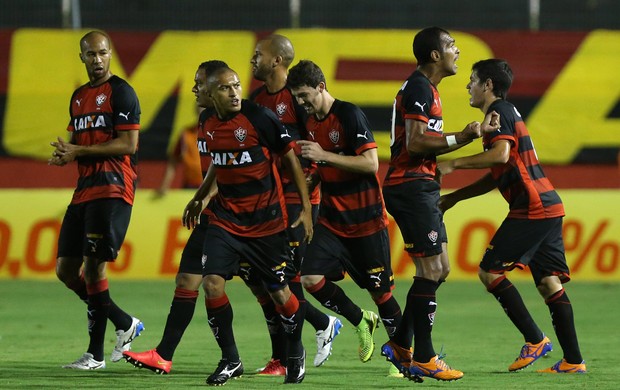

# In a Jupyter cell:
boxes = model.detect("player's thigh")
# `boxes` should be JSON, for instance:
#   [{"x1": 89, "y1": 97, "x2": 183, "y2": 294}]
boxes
[
  {"x1": 83, "y1": 198, "x2": 132, "y2": 261},
  {"x1": 344, "y1": 228, "x2": 394, "y2": 292},
  {"x1": 383, "y1": 180, "x2": 444, "y2": 257},
  {"x1": 301, "y1": 224, "x2": 347, "y2": 282}
]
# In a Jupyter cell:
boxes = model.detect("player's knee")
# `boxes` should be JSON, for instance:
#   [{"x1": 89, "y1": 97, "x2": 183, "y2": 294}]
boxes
[
  {"x1": 477, "y1": 268, "x2": 495, "y2": 288},
  {"x1": 300, "y1": 274, "x2": 319, "y2": 289},
  {"x1": 176, "y1": 272, "x2": 203, "y2": 290},
  {"x1": 202, "y1": 275, "x2": 225, "y2": 297},
  {"x1": 536, "y1": 275, "x2": 562, "y2": 299}
]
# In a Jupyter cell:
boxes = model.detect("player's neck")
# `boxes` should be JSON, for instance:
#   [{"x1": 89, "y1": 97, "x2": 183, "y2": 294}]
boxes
[
  {"x1": 417, "y1": 66, "x2": 445, "y2": 87},
  {"x1": 315, "y1": 92, "x2": 335, "y2": 120},
  {"x1": 265, "y1": 70, "x2": 287, "y2": 93}
]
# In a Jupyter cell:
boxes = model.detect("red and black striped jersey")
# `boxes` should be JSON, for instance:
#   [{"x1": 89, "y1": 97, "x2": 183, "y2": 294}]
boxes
[
  {"x1": 484, "y1": 99, "x2": 564, "y2": 219},
  {"x1": 384, "y1": 70, "x2": 443, "y2": 187},
  {"x1": 66, "y1": 75, "x2": 140, "y2": 205},
  {"x1": 202, "y1": 99, "x2": 295, "y2": 237},
  {"x1": 304, "y1": 99, "x2": 388, "y2": 238},
  {"x1": 250, "y1": 84, "x2": 320, "y2": 206}
]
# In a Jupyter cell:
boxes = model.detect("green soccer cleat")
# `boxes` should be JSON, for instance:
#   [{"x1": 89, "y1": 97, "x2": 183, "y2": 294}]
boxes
[{"x1": 355, "y1": 310, "x2": 379, "y2": 362}]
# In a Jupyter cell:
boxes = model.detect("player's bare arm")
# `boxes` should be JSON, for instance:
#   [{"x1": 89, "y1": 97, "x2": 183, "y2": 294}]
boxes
[
  {"x1": 282, "y1": 148, "x2": 314, "y2": 242},
  {"x1": 437, "y1": 139, "x2": 510, "y2": 177},
  {"x1": 49, "y1": 130, "x2": 138, "y2": 166},
  {"x1": 406, "y1": 118, "x2": 480, "y2": 156},
  {"x1": 183, "y1": 164, "x2": 217, "y2": 230},
  {"x1": 297, "y1": 140, "x2": 378, "y2": 174},
  {"x1": 438, "y1": 172, "x2": 496, "y2": 213}
]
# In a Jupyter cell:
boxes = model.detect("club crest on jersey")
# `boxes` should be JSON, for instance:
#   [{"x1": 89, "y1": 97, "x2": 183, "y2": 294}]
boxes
[
  {"x1": 329, "y1": 129, "x2": 340, "y2": 144},
  {"x1": 234, "y1": 127, "x2": 247, "y2": 143},
  {"x1": 95, "y1": 93, "x2": 107, "y2": 106},
  {"x1": 427, "y1": 230, "x2": 438, "y2": 243},
  {"x1": 276, "y1": 102, "x2": 287, "y2": 117}
]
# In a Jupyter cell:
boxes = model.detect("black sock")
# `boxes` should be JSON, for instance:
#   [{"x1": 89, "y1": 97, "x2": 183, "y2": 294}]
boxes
[
  {"x1": 489, "y1": 277, "x2": 543, "y2": 343},
  {"x1": 375, "y1": 294, "x2": 402, "y2": 340},
  {"x1": 290, "y1": 279, "x2": 329, "y2": 331},
  {"x1": 546, "y1": 289, "x2": 583, "y2": 364},
  {"x1": 410, "y1": 277, "x2": 439, "y2": 363},
  {"x1": 277, "y1": 294, "x2": 306, "y2": 359},
  {"x1": 68, "y1": 277, "x2": 131, "y2": 330},
  {"x1": 86, "y1": 289, "x2": 110, "y2": 361},
  {"x1": 206, "y1": 296, "x2": 238, "y2": 362},
  {"x1": 256, "y1": 295, "x2": 287, "y2": 362},
  {"x1": 307, "y1": 278, "x2": 362, "y2": 326},
  {"x1": 156, "y1": 288, "x2": 198, "y2": 361}
]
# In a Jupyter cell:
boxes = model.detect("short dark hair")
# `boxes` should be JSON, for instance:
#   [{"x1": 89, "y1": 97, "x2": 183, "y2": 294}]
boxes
[
  {"x1": 287, "y1": 60, "x2": 326, "y2": 89},
  {"x1": 471, "y1": 59, "x2": 513, "y2": 99},
  {"x1": 413, "y1": 26, "x2": 451, "y2": 65},
  {"x1": 198, "y1": 60, "x2": 229, "y2": 76}
]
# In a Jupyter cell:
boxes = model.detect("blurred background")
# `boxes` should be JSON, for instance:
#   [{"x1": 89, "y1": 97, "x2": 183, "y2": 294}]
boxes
[{"x1": 0, "y1": 0, "x2": 618, "y2": 280}]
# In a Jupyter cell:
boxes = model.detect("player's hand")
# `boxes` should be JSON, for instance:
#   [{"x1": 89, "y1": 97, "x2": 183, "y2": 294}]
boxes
[
  {"x1": 49, "y1": 137, "x2": 79, "y2": 165},
  {"x1": 297, "y1": 140, "x2": 326, "y2": 164},
  {"x1": 481, "y1": 110, "x2": 501, "y2": 133},
  {"x1": 290, "y1": 205, "x2": 314, "y2": 243},
  {"x1": 436, "y1": 160, "x2": 455, "y2": 178},
  {"x1": 461, "y1": 121, "x2": 482, "y2": 140},
  {"x1": 438, "y1": 194, "x2": 457, "y2": 214},
  {"x1": 182, "y1": 198, "x2": 204, "y2": 230}
]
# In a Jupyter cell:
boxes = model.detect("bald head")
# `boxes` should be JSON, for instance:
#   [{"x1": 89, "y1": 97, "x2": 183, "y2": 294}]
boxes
[
  {"x1": 265, "y1": 34, "x2": 295, "y2": 68},
  {"x1": 80, "y1": 31, "x2": 111, "y2": 53}
]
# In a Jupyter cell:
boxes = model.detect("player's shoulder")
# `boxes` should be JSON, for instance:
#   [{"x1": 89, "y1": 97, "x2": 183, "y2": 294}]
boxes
[
  {"x1": 249, "y1": 85, "x2": 267, "y2": 101},
  {"x1": 490, "y1": 99, "x2": 522, "y2": 120}
]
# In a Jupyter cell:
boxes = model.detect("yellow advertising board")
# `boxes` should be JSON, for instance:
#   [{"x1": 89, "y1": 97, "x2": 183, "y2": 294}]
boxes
[{"x1": 1, "y1": 189, "x2": 618, "y2": 281}]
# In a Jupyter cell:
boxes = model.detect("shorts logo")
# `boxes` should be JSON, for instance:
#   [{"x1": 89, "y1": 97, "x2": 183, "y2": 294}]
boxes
[
  {"x1": 234, "y1": 127, "x2": 247, "y2": 143},
  {"x1": 501, "y1": 261, "x2": 515, "y2": 268},
  {"x1": 329, "y1": 129, "x2": 340, "y2": 144},
  {"x1": 201, "y1": 254, "x2": 208, "y2": 267},
  {"x1": 369, "y1": 273, "x2": 382, "y2": 289},
  {"x1": 427, "y1": 230, "x2": 438, "y2": 243},
  {"x1": 276, "y1": 102, "x2": 287, "y2": 117},
  {"x1": 95, "y1": 93, "x2": 107, "y2": 106}
]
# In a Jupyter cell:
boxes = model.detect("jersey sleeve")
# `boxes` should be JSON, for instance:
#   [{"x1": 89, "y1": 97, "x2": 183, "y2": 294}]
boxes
[
  {"x1": 485, "y1": 101, "x2": 517, "y2": 146},
  {"x1": 401, "y1": 78, "x2": 433, "y2": 122},
  {"x1": 112, "y1": 82, "x2": 141, "y2": 131},
  {"x1": 338, "y1": 101, "x2": 377, "y2": 155}
]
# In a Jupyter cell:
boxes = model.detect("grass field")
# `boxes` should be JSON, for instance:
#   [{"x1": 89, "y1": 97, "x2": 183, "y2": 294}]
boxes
[{"x1": 1, "y1": 279, "x2": 618, "y2": 389}]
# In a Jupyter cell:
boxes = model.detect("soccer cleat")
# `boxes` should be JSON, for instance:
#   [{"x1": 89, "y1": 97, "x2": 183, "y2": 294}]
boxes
[
  {"x1": 508, "y1": 336, "x2": 552, "y2": 371},
  {"x1": 256, "y1": 358, "x2": 286, "y2": 376},
  {"x1": 206, "y1": 359, "x2": 243, "y2": 386},
  {"x1": 314, "y1": 316, "x2": 343, "y2": 367},
  {"x1": 284, "y1": 350, "x2": 306, "y2": 384},
  {"x1": 123, "y1": 349, "x2": 172, "y2": 375},
  {"x1": 355, "y1": 310, "x2": 379, "y2": 362},
  {"x1": 381, "y1": 340, "x2": 412, "y2": 375},
  {"x1": 62, "y1": 352, "x2": 106, "y2": 370},
  {"x1": 111, "y1": 317, "x2": 145, "y2": 362},
  {"x1": 409, "y1": 355, "x2": 463, "y2": 381},
  {"x1": 537, "y1": 359, "x2": 587, "y2": 374}
]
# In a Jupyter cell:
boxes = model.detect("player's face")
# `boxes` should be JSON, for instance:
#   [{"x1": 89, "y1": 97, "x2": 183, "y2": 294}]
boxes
[
  {"x1": 80, "y1": 34, "x2": 112, "y2": 85},
  {"x1": 438, "y1": 33, "x2": 459, "y2": 76},
  {"x1": 192, "y1": 68, "x2": 213, "y2": 108},
  {"x1": 250, "y1": 40, "x2": 274, "y2": 81},
  {"x1": 291, "y1": 84, "x2": 323, "y2": 116},
  {"x1": 209, "y1": 70, "x2": 242, "y2": 116},
  {"x1": 466, "y1": 71, "x2": 485, "y2": 109}
]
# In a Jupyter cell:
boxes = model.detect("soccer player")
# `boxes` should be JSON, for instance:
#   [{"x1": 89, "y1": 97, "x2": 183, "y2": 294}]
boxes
[
  {"x1": 250, "y1": 34, "x2": 342, "y2": 371},
  {"x1": 49, "y1": 30, "x2": 144, "y2": 370},
  {"x1": 379, "y1": 27, "x2": 499, "y2": 382},
  {"x1": 437, "y1": 58, "x2": 586, "y2": 374},
  {"x1": 287, "y1": 60, "x2": 403, "y2": 370},
  {"x1": 183, "y1": 66, "x2": 313, "y2": 385},
  {"x1": 122, "y1": 60, "x2": 228, "y2": 375}
]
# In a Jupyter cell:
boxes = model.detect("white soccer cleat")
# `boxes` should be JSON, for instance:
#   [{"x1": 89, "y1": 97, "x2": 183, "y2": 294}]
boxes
[
  {"x1": 62, "y1": 352, "x2": 106, "y2": 370},
  {"x1": 111, "y1": 317, "x2": 144, "y2": 362},
  {"x1": 314, "y1": 316, "x2": 343, "y2": 367}
]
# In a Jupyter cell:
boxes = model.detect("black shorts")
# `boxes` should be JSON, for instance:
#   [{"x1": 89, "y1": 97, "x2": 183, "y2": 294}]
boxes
[
  {"x1": 383, "y1": 180, "x2": 445, "y2": 257},
  {"x1": 480, "y1": 217, "x2": 570, "y2": 285},
  {"x1": 57, "y1": 198, "x2": 132, "y2": 262},
  {"x1": 178, "y1": 214, "x2": 209, "y2": 275},
  {"x1": 286, "y1": 203, "x2": 319, "y2": 272},
  {"x1": 302, "y1": 224, "x2": 394, "y2": 292},
  {"x1": 202, "y1": 225, "x2": 291, "y2": 292}
]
